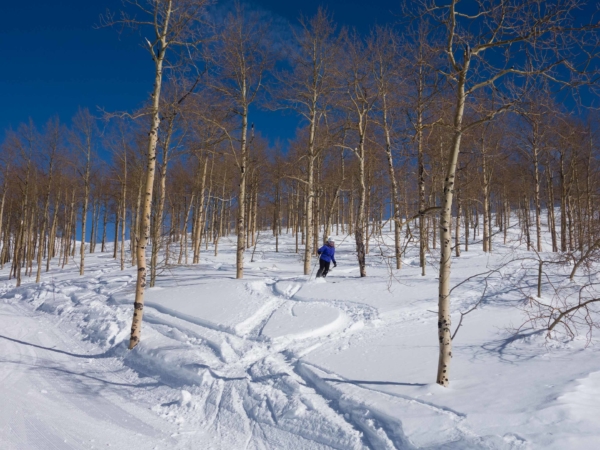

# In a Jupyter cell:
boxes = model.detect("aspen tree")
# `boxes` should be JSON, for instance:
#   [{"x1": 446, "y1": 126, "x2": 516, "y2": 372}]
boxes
[
  {"x1": 192, "y1": 155, "x2": 209, "y2": 263},
  {"x1": 275, "y1": 9, "x2": 340, "y2": 275},
  {"x1": 405, "y1": 25, "x2": 442, "y2": 276},
  {"x1": 419, "y1": 0, "x2": 599, "y2": 386},
  {"x1": 204, "y1": 3, "x2": 273, "y2": 279},
  {"x1": 514, "y1": 89, "x2": 559, "y2": 253},
  {"x1": 322, "y1": 151, "x2": 345, "y2": 243},
  {"x1": 102, "y1": 0, "x2": 210, "y2": 349},
  {"x1": 151, "y1": 96, "x2": 177, "y2": 284},
  {"x1": 479, "y1": 123, "x2": 497, "y2": 253},
  {"x1": 337, "y1": 32, "x2": 379, "y2": 277},
  {"x1": 371, "y1": 27, "x2": 404, "y2": 269},
  {"x1": 36, "y1": 119, "x2": 63, "y2": 282},
  {"x1": 70, "y1": 109, "x2": 98, "y2": 276},
  {"x1": 0, "y1": 162, "x2": 9, "y2": 269},
  {"x1": 8, "y1": 122, "x2": 37, "y2": 286}
]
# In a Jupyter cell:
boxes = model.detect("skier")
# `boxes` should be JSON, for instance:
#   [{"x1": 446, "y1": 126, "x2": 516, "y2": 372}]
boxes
[{"x1": 316, "y1": 237, "x2": 337, "y2": 278}]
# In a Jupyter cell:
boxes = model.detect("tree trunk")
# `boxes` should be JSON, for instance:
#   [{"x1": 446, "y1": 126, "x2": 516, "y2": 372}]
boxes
[
  {"x1": 192, "y1": 159, "x2": 209, "y2": 265},
  {"x1": 559, "y1": 150, "x2": 567, "y2": 252},
  {"x1": 90, "y1": 199, "x2": 97, "y2": 254},
  {"x1": 382, "y1": 93, "x2": 402, "y2": 270},
  {"x1": 546, "y1": 164, "x2": 558, "y2": 252},
  {"x1": 36, "y1": 174, "x2": 53, "y2": 283},
  {"x1": 150, "y1": 153, "x2": 169, "y2": 286},
  {"x1": 436, "y1": 70, "x2": 467, "y2": 387},
  {"x1": 47, "y1": 191, "x2": 60, "y2": 271},
  {"x1": 128, "y1": 16, "x2": 169, "y2": 349},
  {"x1": 355, "y1": 133, "x2": 367, "y2": 278},
  {"x1": 80, "y1": 169, "x2": 90, "y2": 276},
  {"x1": 455, "y1": 191, "x2": 461, "y2": 257},
  {"x1": 482, "y1": 150, "x2": 490, "y2": 253},
  {"x1": 101, "y1": 199, "x2": 108, "y2": 253},
  {"x1": 120, "y1": 183, "x2": 127, "y2": 271},
  {"x1": 113, "y1": 199, "x2": 120, "y2": 259},
  {"x1": 236, "y1": 104, "x2": 249, "y2": 279},
  {"x1": 532, "y1": 133, "x2": 542, "y2": 252}
]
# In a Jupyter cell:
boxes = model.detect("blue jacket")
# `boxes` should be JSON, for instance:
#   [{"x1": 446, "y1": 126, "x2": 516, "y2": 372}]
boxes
[{"x1": 317, "y1": 244, "x2": 336, "y2": 264}]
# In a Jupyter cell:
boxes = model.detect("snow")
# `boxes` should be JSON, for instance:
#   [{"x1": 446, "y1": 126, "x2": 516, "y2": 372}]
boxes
[
  {"x1": 144, "y1": 280, "x2": 283, "y2": 336},
  {"x1": 260, "y1": 302, "x2": 351, "y2": 342},
  {"x1": 1, "y1": 223, "x2": 600, "y2": 449}
]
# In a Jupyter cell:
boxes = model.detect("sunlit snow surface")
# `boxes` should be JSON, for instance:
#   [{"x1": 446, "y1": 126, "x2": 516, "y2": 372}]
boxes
[{"x1": 1, "y1": 221, "x2": 599, "y2": 449}]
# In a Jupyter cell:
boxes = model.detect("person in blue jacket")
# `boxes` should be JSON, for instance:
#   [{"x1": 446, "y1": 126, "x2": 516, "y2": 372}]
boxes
[{"x1": 316, "y1": 237, "x2": 337, "y2": 278}]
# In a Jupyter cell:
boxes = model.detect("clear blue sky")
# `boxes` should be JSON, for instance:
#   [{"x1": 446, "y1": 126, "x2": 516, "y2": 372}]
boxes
[{"x1": 1, "y1": 0, "x2": 401, "y2": 145}]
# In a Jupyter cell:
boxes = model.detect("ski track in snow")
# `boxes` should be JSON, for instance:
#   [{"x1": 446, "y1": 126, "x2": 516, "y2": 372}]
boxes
[{"x1": 1, "y1": 225, "x2": 600, "y2": 449}]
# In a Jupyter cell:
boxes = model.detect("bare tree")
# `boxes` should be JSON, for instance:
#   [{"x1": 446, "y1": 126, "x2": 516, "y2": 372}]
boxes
[
  {"x1": 275, "y1": 8, "x2": 341, "y2": 275},
  {"x1": 70, "y1": 108, "x2": 98, "y2": 276},
  {"x1": 371, "y1": 27, "x2": 405, "y2": 270},
  {"x1": 337, "y1": 32, "x2": 379, "y2": 277},
  {"x1": 150, "y1": 77, "x2": 194, "y2": 286},
  {"x1": 203, "y1": 2, "x2": 274, "y2": 279},
  {"x1": 36, "y1": 118, "x2": 64, "y2": 282},
  {"x1": 514, "y1": 86, "x2": 559, "y2": 253},
  {"x1": 402, "y1": 24, "x2": 443, "y2": 275},
  {"x1": 101, "y1": 0, "x2": 211, "y2": 349},
  {"x1": 6, "y1": 121, "x2": 38, "y2": 286},
  {"x1": 419, "y1": 0, "x2": 600, "y2": 386}
]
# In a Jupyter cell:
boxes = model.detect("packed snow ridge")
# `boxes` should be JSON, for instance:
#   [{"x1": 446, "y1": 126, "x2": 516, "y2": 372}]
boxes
[{"x1": 1, "y1": 225, "x2": 600, "y2": 449}]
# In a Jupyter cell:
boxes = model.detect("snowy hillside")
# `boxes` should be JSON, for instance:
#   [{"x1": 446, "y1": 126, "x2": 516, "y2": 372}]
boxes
[{"x1": 1, "y1": 224, "x2": 600, "y2": 449}]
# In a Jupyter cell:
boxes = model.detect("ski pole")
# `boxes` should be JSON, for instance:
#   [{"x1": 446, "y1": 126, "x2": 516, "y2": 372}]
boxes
[{"x1": 309, "y1": 259, "x2": 319, "y2": 281}]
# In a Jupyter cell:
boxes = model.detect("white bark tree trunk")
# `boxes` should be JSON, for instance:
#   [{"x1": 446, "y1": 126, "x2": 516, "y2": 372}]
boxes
[
  {"x1": 436, "y1": 69, "x2": 467, "y2": 387},
  {"x1": 236, "y1": 103, "x2": 249, "y2": 279},
  {"x1": 128, "y1": 4, "x2": 171, "y2": 349}
]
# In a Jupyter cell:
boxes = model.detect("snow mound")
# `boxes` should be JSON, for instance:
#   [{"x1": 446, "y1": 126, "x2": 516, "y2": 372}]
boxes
[
  {"x1": 532, "y1": 371, "x2": 600, "y2": 448},
  {"x1": 145, "y1": 280, "x2": 282, "y2": 337},
  {"x1": 261, "y1": 302, "x2": 351, "y2": 342}
]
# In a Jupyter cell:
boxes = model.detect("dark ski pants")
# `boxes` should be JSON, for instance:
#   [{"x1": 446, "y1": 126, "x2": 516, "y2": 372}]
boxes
[{"x1": 316, "y1": 258, "x2": 331, "y2": 278}]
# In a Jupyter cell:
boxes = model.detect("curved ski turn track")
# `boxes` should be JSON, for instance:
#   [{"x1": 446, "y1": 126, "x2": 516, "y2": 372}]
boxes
[{"x1": 1, "y1": 229, "x2": 600, "y2": 449}]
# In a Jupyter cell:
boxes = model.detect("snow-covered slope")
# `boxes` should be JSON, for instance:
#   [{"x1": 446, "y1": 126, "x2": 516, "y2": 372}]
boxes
[{"x1": 1, "y1": 224, "x2": 599, "y2": 449}]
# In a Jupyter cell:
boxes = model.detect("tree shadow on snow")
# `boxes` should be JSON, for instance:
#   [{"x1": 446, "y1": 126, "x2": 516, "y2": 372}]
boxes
[
  {"x1": 471, "y1": 329, "x2": 545, "y2": 364},
  {"x1": 0, "y1": 333, "x2": 116, "y2": 359},
  {"x1": 0, "y1": 356, "x2": 161, "y2": 390},
  {"x1": 322, "y1": 378, "x2": 426, "y2": 387}
]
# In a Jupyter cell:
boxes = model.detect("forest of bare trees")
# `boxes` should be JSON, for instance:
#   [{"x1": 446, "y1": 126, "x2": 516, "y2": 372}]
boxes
[{"x1": 2, "y1": 0, "x2": 600, "y2": 386}]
